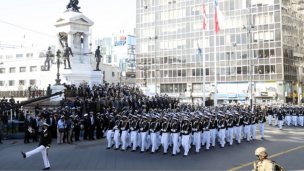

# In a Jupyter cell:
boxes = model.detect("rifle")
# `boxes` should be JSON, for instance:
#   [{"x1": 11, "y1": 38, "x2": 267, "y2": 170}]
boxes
[
  {"x1": 164, "y1": 117, "x2": 171, "y2": 130},
  {"x1": 197, "y1": 116, "x2": 204, "y2": 129},
  {"x1": 122, "y1": 115, "x2": 130, "y2": 129}
]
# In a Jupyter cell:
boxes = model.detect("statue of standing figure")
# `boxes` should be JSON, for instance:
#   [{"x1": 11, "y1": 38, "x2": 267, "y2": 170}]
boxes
[
  {"x1": 95, "y1": 46, "x2": 102, "y2": 71},
  {"x1": 43, "y1": 46, "x2": 54, "y2": 71},
  {"x1": 63, "y1": 42, "x2": 74, "y2": 69}
]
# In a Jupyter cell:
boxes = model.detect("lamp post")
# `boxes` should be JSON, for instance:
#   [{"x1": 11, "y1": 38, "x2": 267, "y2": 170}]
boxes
[
  {"x1": 55, "y1": 50, "x2": 62, "y2": 85},
  {"x1": 243, "y1": 6, "x2": 255, "y2": 106},
  {"x1": 298, "y1": 62, "x2": 304, "y2": 105},
  {"x1": 138, "y1": 59, "x2": 151, "y2": 87}
]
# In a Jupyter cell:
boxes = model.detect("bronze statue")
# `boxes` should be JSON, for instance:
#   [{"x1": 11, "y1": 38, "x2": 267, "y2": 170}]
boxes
[
  {"x1": 43, "y1": 46, "x2": 54, "y2": 71},
  {"x1": 94, "y1": 46, "x2": 102, "y2": 71},
  {"x1": 63, "y1": 43, "x2": 74, "y2": 69},
  {"x1": 66, "y1": 0, "x2": 80, "y2": 12}
]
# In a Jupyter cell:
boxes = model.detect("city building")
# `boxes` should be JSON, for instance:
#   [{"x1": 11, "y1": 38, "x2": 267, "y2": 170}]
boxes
[
  {"x1": 94, "y1": 30, "x2": 136, "y2": 85},
  {"x1": 0, "y1": 47, "x2": 53, "y2": 91},
  {"x1": 136, "y1": 0, "x2": 304, "y2": 104},
  {"x1": 0, "y1": 47, "x2": 120, "y2": 91}
]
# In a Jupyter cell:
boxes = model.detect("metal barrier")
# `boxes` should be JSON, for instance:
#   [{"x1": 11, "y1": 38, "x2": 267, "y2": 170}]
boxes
[{"x1": 0, "y1": 90, "x2": 50, "y2": 98}]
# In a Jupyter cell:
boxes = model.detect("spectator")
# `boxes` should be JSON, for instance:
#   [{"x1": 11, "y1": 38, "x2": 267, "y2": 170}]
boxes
[
  {"x1": 38, "y1": 116, "x2": 46, "y2": 140},
  {"x1": 66, "y1": 116, "x2": 74, "y2": 144},
  {"x1": 57, "y1": 116, "x2": 66, "y2": 145},
  {"x1": 0, "y1": 117, "x2": 3, "y2": 144}
]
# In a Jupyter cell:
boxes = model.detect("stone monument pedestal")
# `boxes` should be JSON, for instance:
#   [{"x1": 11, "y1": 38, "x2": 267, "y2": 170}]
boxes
[
  {"x1": 54, "y1": 10, "x2": 102, "y2": 86},
  {"x1": 50, "y1": 85, "x2": 65, "y2": 101},
  {"x1": 140, "y1": 87, "x2": 151, "y2": 96}
]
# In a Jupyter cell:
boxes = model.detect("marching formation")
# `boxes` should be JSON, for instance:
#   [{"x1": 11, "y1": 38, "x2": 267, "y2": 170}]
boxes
[
  {"x1": 103, "y1": 105, "x2": 267, "y2": 157},
  {"x1": 266, "y1": 106, "x2": 304, "y2": 130}
]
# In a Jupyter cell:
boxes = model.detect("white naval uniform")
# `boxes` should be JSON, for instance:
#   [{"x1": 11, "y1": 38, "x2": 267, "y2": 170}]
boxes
[{"x1": 25, "y1": 130, "x2": 50, "y2": 168}]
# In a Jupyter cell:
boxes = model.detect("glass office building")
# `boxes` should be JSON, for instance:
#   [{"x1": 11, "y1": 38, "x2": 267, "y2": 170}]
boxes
[{"x1": 136, "y1": 0, "x2": 304, "y2": 104}]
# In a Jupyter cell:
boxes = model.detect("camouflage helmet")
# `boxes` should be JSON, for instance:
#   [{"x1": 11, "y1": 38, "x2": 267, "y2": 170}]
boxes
[{"x1": 255, "y1": 147, "x2": 268, "y2": 157}]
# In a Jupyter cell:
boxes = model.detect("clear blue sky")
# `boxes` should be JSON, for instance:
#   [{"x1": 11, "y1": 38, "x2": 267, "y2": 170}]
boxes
[{"x1": 0, "y1": 0, "x2": 136, "y2": 49}]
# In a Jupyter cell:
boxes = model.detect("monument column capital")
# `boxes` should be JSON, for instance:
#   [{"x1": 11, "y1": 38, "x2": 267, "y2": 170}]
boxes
[
  {"x1": 83, "y1": 32, "x2": 91, "y2": 37},
  {"x1": 68, "y1": 30, "x2": 78, "y2": 35}
]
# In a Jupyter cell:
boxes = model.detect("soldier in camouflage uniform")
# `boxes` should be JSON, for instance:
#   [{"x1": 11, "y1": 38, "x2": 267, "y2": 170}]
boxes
[{"x1": 253, "y1": 147, "x2": 275, "y2": 171}]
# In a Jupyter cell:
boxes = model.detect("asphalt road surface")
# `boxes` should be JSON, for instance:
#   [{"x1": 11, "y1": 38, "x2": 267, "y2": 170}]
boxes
[{"x1": 1, "y1": 121, "x2": 304, "y2": 171}]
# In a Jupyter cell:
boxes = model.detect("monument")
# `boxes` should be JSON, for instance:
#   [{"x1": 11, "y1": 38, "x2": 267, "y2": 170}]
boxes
[
  {"x1": 43, "y1": 46, "x2": 54, "y2": 71},
  {"x1": 94, "y1": 46, "x2": 102, "y2": 71},
  {"x1": 54, "y1": 0, "x2": 102, "y2": 86},
  {"x1": 49, "y1": 0, "x2": 102, "y2": 101}
]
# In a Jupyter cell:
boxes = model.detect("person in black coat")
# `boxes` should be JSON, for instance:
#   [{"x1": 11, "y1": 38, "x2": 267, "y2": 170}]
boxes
[
  {"x1": 89, "y1": 112, "x2": 95, "y2": 140},
  {"x1": 32, "y1": 115, "x2": 40, "y2": 142},
  {"x1": 22, "y1": 123, "x2": 52, "y2": 170},
  {"x1": 83, "y1": 114, "x2": 90, "y2": 140},
  {"x1": 24, "y1": 114, "x2": 33, "y2": 144},
  {"x1": 35, "y1": 104, "x2": 41, "y2": 115},
  {"x1": 74, "y1": 116, "x2": 81, "y2": 141}
]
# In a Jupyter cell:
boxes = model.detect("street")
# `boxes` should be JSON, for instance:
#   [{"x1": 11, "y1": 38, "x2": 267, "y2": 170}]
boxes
[{"x1": 0, "y1": 123, "x2": 304, "y2": 171}]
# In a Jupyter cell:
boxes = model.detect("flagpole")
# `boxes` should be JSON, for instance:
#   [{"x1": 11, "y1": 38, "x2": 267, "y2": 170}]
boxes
[
  {"x1": 203, "y1": 29, "x2": 206, "y2": 106},
  {"x1": 214, "y1": 0, "x2": 218, "y2": 107}
]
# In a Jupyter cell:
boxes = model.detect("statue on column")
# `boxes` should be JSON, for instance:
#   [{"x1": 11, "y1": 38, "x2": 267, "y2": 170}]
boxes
[
  {"x1": 66, "y1": 0, "x2": 81, "y2": 12},
  {"x1": 94, "y1": 46, "x2": 102, "y2": 71},
  {"x1": 63, "y1": 43, "x2": 74, "y2": 69},
  {"x1": 43, "y1": 46, "x2": 54, "y2": 71}
]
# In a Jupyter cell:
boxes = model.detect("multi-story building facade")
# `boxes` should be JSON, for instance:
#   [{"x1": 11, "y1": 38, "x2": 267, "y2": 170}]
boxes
[
  {"x1": 136, "y1": 0, "x2": 304, "y2": 104},
  {"x1": 0, "y1": 47, "x2": 120, "y2": 91},
  {"x1": 95, "y1": 31, "x2": 136, "y2": 85},
  {"x1": 0, "y1": 48, "x2": 53, "y2": 91}
]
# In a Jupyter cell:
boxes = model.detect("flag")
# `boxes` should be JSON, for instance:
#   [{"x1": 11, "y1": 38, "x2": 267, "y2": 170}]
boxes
[
  {"x1": 202, "y1": 0, "x2": 207, "y2": 30},
  {"x1": 214, "y1": 1, "x2": 225, "y2": 34}
]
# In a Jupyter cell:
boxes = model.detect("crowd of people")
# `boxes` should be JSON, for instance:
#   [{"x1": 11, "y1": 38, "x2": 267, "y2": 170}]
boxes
[
  {"x1": 0, "y1": 83, "x2": 301, "y2": 170},
  {"x1": 7, "y1": 84, "x2": 271, "y2": 157}
]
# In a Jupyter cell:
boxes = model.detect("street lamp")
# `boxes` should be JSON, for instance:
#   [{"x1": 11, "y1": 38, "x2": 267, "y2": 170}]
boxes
[
  {"x1": 55, "y1": 50, "x2": 62, "y2": 85},
  {"x1": 298, "y1": 62, "x2": 304, "y2": 105},
  {"x1": 243, "y1": 8, "x2": 255, "y2": 106},
  {"x1": 138, "y1": 59, "x2": 151, "y2": 87}
]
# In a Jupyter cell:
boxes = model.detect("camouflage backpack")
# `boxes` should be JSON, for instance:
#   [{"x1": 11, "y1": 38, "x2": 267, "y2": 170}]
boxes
[{"x1": 269, "y1": 161, "x2": 284, "y2": 171}]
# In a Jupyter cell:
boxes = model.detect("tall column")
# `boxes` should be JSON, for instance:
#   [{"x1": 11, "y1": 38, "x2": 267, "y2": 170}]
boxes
[{"x1": 83, "y1": 32, "x2": 90, "y2": 64}]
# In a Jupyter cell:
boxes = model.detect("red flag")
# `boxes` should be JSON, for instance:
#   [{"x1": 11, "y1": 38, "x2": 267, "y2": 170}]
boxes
[{"x1": 202, "y1": 1, "x2": 207, "y2": 30}]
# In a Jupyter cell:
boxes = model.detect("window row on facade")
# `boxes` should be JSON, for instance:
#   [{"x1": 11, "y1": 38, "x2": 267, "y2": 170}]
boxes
[
  {"x1": 0, "y1": 80, "x2": 37, "y2": 87},
  {"x1": 0, "y1": 66, "x2": 38, "y2": 73},
  {"x1": 136, "y1": 73, "x2": 283, "y2": 84},
  {"x1": 0, "y1": 53, "x2": 43, "y2": 61}
]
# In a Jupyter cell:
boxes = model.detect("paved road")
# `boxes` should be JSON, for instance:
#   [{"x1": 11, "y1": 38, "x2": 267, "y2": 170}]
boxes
[{"x1": 0, "y1": 123, "x2": 304, "y2": 171}]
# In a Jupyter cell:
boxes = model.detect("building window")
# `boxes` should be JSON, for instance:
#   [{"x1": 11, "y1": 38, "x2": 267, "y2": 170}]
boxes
[
  {"x1": 16, "y1": 54, "x2": 23, "y2": 58},
  {"x1": 0, "y1": 81, "x2": 4, "y2": 86},
  {"x1": 20, "y1": 67, "x2": 26, "y2": 72},
  {"x1": 9, "y1": 80, "x2": 15, "y2": 86},
  {"x1": 112, "y1": 72, "x2": 115, "y2": 77},
  {"x1": 0, "y1": 68, "x2": 5, "y2": 73},
  {"x1": 19, "y1": 80, "x2": 25, "y2": 86},
  {"x1": 30, "y1": 80, "x2": 36, "y2": 86},
  {"x1": 26, "y1": 53, "x2": 34, "y2": 58},
  {"x1": 39, "y1": 52, "x2": 44, "y2": 58},
  {"x1": 114, "y1": 55, "x2": 117, "y2": 63},
  {"x1": 0, "y1": 55, "x2": 3, "y2": 60},
  {"x1": 30, "y1": 66, "x2": 37, "y2": 72},
  {"x1": 107, "y1": 55, "x2": 112, "y2": 63},
  {"x1": 41, "y1": 65, "x2": 45, "y2": 71},
  {"x1": 9, "y1": 67, "x2": 16, "y2": 73},
  {"x1": 6, "y1": 54, "x2": 13, "y2": 59}
]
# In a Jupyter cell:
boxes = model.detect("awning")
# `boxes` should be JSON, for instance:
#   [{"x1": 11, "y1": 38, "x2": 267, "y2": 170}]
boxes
[{"x1": 217, "y1": 98, "x2": 246, "y2": 101}]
